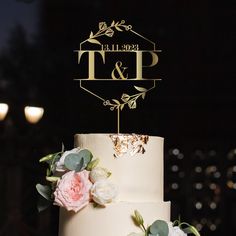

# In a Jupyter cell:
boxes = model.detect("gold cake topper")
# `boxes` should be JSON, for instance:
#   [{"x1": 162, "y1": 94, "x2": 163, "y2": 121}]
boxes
[{"x1": 74, "y1": 20, "x2": 162, "y2": 133}]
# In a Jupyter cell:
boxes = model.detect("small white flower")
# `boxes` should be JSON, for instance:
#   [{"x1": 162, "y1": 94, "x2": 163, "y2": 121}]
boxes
[
  {"x1": 89, "y1": 167, "x2": 111, "y2": 183},
  {"x1": 91, "y1": 180, "x2": 118, "y2": 206},
  {"x1": 168, "y1": 222, "x2": 187, "y2": 236},
  {"x1": 127, "y1": 233, "x2": 145, "y2": 236},
  {"x1": 55, "y1": 148, "x2": 80, "y2": 172}
]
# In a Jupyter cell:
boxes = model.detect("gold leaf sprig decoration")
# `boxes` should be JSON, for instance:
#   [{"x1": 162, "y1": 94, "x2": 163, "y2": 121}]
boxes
[
  {"x1": 103, "y1": 86, "x2": 151, "y2": 111},
  {"x1": 86, "y1": 20, "x2": 132, "y2": 45}
]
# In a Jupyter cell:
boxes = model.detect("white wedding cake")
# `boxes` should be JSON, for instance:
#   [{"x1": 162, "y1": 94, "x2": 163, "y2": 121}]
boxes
[{"x1": 58, "y1": 133, "x2": 170, "y2": 236}]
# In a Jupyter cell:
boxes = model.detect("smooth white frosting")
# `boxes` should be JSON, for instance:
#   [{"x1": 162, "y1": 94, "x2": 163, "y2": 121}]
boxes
[
  {"x1": 59, "y1": 202, "x2": 170, "y2": 236},
  {"x1": 74, "y1": 133, "x2": 164, "y2": 202}
]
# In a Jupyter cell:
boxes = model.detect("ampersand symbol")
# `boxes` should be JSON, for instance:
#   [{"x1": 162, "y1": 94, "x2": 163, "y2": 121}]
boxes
[{"x1": 111, "y1": 61, "x2": 128, "y2": 80}]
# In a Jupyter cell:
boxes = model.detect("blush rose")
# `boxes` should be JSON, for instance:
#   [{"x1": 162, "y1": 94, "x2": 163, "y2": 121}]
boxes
[{"x1": 54, "y1": 170, "x2": 92, "y2": 212}]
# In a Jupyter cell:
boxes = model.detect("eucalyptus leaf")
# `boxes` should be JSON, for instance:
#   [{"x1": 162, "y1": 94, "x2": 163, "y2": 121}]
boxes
[
  {"x1": 75, "y1": 158, "x2": 85, "y2": 172},
  {"x1": 36, "y1": 184, "x2": 51, "y2": 201},
  {"x1": 37, "y1": 196, "x2": 51, "y2": 212},
  {"x1": 78, "y1": 149, "x2": 93, "y2": 167},
  {"x1": 64, "y1": 153, "x2": 83, "y2": 171},
  {"x1": 149, "y1": 220, "x2": 169, "y2": 236},
  {"x1": 64, "y1": 150, "x2": 93, "y2": 171}
]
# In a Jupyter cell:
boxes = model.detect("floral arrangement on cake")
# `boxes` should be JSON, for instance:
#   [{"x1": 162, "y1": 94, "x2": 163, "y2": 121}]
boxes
[
  {"x1": 36, "y1": 147, "x2": 118, "y2": 212},
  {"x1": 128, "y1": 210, "x2": 200, "y2": 236},
  {"x1": 36, "y1": 147, "x2": 201, "y2": 236}
]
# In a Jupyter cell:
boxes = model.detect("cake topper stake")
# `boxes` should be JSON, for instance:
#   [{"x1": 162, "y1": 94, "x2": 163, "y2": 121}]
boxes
[{"x1": 80, "y1": 80, "x2": 157, "y2": 133}]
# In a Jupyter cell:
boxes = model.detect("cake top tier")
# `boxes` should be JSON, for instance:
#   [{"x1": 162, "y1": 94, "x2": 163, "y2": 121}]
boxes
[
  {"x1": 75, "y1": 133, "x2": 162, "y2": 158},
  {"x1": 75, "y1": 133, "x2": 163, "y2": 157},
  {"x1": 74, "y1": 133, "x2": 164, "y2": 202}
]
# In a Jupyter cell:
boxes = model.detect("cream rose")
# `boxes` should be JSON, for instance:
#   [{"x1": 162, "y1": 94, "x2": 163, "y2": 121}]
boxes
[
  {"x1": 55, "y1": 148, "x2": 80, "y2": 172},
  {"x1": 168, "y1": 222, "x2": 187, "y2": 236},
  {"x1": 89, "y1": 167, "x2": 111, "y2": 183},
  {"x1": 90, "y1": 180, "x2": 118, "y2": 206},
  {"x1": 54, "y1": 170, "x2": 92, "y2": 212}
]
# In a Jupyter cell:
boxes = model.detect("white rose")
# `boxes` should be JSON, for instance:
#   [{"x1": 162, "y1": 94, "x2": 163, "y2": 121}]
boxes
[
  {"x1": 55, "y1": 148, "x2": 80, "y2": 172},
  {"x1": 168, "y1": 222, "x2": 187, "y2": 236},
  {"x1": 91, "y1": 180, "x2": 118, "y2": 206},
  {"x1": 89, "y1": 167, "x2": 111, "y2": 183},
  {"x1": 127, "y1": 233, "x2": 145, "y2": 236}
]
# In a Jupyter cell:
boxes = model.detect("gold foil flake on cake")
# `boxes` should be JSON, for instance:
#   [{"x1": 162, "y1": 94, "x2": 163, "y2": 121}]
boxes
[{"x1": 109, "y1": 134, "x2": 149, "y2": 158}]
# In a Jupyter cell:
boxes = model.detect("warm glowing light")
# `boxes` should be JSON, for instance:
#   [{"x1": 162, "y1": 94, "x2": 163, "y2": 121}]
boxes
[
  {"x1": 24, "y1": 106, "x2": 44, "y2": 124},
  {"x1": 0, "y1": 103, "x2": 9, "y2": 121}
]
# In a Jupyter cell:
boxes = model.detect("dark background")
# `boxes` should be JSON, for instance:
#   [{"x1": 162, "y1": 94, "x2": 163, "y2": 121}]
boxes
[{"x1": 0, "y1": 0, "x2": 235, "y2": 235}]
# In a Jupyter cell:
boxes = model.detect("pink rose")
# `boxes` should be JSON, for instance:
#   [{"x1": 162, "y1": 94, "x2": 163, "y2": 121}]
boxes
[{"x1": 54, "y1": 170, "x2": 92, "y2": 212}]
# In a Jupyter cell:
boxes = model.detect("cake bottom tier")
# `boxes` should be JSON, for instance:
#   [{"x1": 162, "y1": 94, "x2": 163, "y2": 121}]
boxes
[{"x1": 59, "y1": 201, "x2": 171, "y2": 236}]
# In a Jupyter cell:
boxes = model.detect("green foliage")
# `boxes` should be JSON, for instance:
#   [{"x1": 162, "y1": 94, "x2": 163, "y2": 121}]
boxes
[
  {"x1": 39, "y1": 151, "x2": 61, "y2": 175},
  {"x1": 132, "y1": 210, "x2": 144, "y2": 226},
  {"x1": 64, "y1": 149, "x2": 93, "y2": 172},
  {"x1": 46, "y1": 176, "x2": 60, "y2": 182},
  {"x1": 148, "y1": 220, "x2": 169, "y2": 236},
  {"x1": 78, "y1": 149, "x2": 93, "y2": 165},
  {"x1": 49, "y1": 153, "x2": 61, "y2": 174},
  {"x1": 64, "y1": 153, "x2": 83, "y2": 171},
  {"x1": 37, "y1": 196, "x2": 51, "y2": 212},
  {"x1": 36, "y1": 184, "x2": 52, "y2": 201},
  {"x1": 36, "y1": 147, "x2": 97, "y2": 212},
  {"x1": 86, "y1": 158, "x2": 100, "y2": 171},
  {"x1": 179, "y1": 223, "x2": 201, "y2": 236},
  {"x1": 129, "y1": 209, "x2": 201, "y2": 236},
  {"x1": 39, "y1": 154, "x2": 54, "y2": 163}
]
